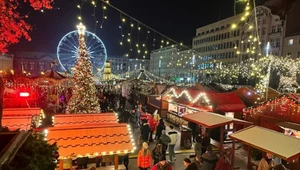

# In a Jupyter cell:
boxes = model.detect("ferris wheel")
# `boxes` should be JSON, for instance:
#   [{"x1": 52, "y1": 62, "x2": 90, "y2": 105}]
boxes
[{"x1": 57, "y1": 30, "x2": 107, "y2": 74}]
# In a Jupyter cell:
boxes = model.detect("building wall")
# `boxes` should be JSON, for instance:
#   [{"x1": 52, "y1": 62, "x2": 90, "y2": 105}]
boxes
[
  {"x1": 192, "y1": 6, "x2": 284, "y2": 66},
  {"x1": 282, "y1": 34, "x2": 300, "y2": 59},
  {"x1": 0, "y1": 53, "x2": 13, "y2": 72},
  {"x1": 13, "y1": 51, "x2": 146, "y2": 77}
]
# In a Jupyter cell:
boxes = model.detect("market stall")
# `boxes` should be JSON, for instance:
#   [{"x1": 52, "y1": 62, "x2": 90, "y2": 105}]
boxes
[
  {"x1": 45, "y1": 124, "x2": 134, "y2": 170},
  {"x1": 244, "y1": 94, "x2": 300, "y2": 132},
  {"x1": 183, "y1": 111, "x2": 252, "y2": 168},
  {"x1": 3, "y1": 108, "x2": 44, "y2": 128},
  {"x1": 230, "y1": 125, "x2": 300, "y2": 170},
  {"x1": 2, "y1": 116, "x2": 32, "y2": 131}
]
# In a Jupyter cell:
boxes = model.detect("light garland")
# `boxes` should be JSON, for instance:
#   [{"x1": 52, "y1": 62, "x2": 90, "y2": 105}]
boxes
[{"x1": 166, "y1": 88, "x2": 210, "y2": 104}]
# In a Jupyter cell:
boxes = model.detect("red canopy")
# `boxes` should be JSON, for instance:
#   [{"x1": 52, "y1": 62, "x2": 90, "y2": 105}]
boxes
[{"x1": 206, "y1": 92, "x2": 246, "y2": 112}]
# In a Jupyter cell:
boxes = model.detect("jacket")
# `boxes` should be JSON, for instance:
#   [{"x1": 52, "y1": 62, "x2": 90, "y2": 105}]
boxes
[
  {"x1": 151, "y1": 163, "x2": 172, "y2": 170},
  {"x1": 137, "y1": 148, "x2": 152, "y2": 168},
  {"x1": 185, "y1": 162, "x2": 198, "y2": 170},
  {"x1": 168, "y1": 131, "x2": 178, "y2": 145},
  {"x1": 257, "y1": 158, "x2": 275, "y2": 170},
  {"x1": 148, "y1": 117, "x2": 157, "y2": 132},
  {"x1": 200, "y1": 151, "x2": 218, "y2": 170}
]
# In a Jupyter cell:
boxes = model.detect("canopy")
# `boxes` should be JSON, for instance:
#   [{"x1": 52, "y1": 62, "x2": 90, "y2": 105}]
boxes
[
  {"x1": 230, "y1": 126, "x2": 300, "y2": 161},
  {"x1": 3, "y1": 108, "x2": 41, "y2": 117},
  {"x1": 53, "y1": 113, "x2": 118, "y2": 127},
  {"x1": 2, "y1": 116, "x2": 32, "y2": 131},
  {"x1": 205, "y1": 92, "x2": 246, "y2": 112},
  {"x1": 46, "y1": 124, "x2": 134, "y2": 158},
  {"x1": 182, "y1": 111, "x2": 250, "y2": 128}
]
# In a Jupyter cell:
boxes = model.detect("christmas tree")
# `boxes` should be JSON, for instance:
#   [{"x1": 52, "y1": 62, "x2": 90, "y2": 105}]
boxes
[{"x1": 66, "y1": 23, "x2": 100, "y2": 114}]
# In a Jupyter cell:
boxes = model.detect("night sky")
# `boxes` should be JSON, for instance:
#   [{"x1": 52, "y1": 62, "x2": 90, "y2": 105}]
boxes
[{"x1": 8, "y1": 0, "x2": 263, "y2": 57}]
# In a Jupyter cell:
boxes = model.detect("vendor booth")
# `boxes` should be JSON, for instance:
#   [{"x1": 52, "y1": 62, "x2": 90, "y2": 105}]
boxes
[
  {"x1": 2, "y1": 116, "x2": 32, "y2": 131},
  {"x1": 182, "y1": 111, "x2": 252, "y2": 168},
  {"x1": 46, "y1": 124, "x2": 134, "y2": 170},
  {"x1": 3, "y1": 108, "x2": 44, "y2": 128},
  {"x1": 230, "y1": 126, "x2": 300, "y2": 170}
]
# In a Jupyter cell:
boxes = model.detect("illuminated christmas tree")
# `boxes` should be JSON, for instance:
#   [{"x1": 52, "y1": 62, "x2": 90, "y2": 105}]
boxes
[{"x1": 66, "y1": 23, "x2": 100, "y2": 114}]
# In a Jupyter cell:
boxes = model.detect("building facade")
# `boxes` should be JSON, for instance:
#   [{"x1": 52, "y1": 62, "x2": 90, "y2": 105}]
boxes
[
  {"x1": 0, "y1": 53, "x2": 14, "y2": 73},
  {"x1": 12, "y1": 51, "x2": 148, "y2": 77},
  {"x1": 192, "y1": 6, "x2": 284, "y2": 66},
  {"x1": 282, "y1": 34, "x2": 300, "y2": 59}
]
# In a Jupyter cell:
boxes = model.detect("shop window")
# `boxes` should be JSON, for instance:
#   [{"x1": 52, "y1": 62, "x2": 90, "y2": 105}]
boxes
[{"x1": 289, "y1": 39, "x2": 293, "y2": 45}]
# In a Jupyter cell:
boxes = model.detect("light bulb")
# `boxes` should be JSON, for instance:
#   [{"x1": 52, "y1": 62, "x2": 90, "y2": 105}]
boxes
[
  {"x1": 103, "y1": 6, "x2": 107, "y2": 9},
  {"x1": 122, "y1": 18, "x2": 126, "y2": 22},
  {"x1": 131, "y1": 24, "x2": 134, "y2": 27}
]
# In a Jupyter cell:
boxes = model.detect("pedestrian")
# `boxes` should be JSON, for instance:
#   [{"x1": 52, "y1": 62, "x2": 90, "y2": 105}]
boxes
[
  {"x1": 123, "y1": 153, "x2": 129, "y2": 170},
  {"x1": 167, "y1": 125, "x2": 178, "y2": 163},
  {"x1": 137, "y1": 142, "x2": 152, "y2": 170},
  {"x1": 155, "y1": 119, "x2": 165, "y2": 140},
  {"x1": 148, "y1": 114, "x2": 157, "y2": 142},
  {"x1": 194, "y1": 136, "x2": 202, "y2": 157},
  {"x1": 159, "y1": 130, "x2": 171, "y2": 156},
  {"x1": 201, "y1": 132, "x2": 210, "y2": 154},
  {"x1": 200, "y1": 146, "x2": 218, "y2": 170},
  {"x1": 183, "y1": 158, "x2": 198, "y2": 170},
  {"x1": 152, "y1": 140, "x2": 164, "y2": 165},
  {"x1": 215, "y1": 150, "x2": 231, "y2": 170},
  {"x1": 141, "y1": 119, "x2": 151, "y2": 143},
  {"x1": 151, "y1": 155, "x2": 172, "y2": 170},
  {"x1": 257, "y1": 153, "x2": 275, "y2": 170}
]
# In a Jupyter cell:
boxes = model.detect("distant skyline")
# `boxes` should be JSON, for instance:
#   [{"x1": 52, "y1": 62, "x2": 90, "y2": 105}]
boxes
[{"x1": 9, "y1": 0, "x2": 264, "y2": 57}]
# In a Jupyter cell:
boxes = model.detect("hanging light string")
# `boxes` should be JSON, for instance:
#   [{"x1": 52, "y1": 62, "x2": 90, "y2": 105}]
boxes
[
  {"x1": 92, "y1": 0, "x2": 98, "y2": 33},
  {"x1": 77, "y1": 0, "x2": 84, "y2": 21},
  {"x1": 100, "y1": 2, "x2": 107, "y2": 28},
  {"x1": 119, "y1": 13, "x2": 124, "y2": 46}
]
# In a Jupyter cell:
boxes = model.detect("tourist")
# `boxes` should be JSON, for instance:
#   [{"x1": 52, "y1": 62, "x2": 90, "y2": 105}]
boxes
[
  {"x1": 151, "y1": 155, "x2": 172, "y2": 170},
  {"x1": 200, "y1": 146, "x2": 218, "y2": 170},
  {"x1": 167, "y1": 125, "x2": 178, "y2": 163},
  {"x1": 148, "y1": 114, "x2": 157, "y2": 142},
  {"x1": 159, "y1": 130, "x2": 171, "y2": 156},
  {"x1": 137, "y1": 142, "x2": 152, "y2": 170},
  {"x1": 152, "y1": 140, "x2": 164, "y2": 165},
  {"x1": 183, "y1": 158, "x2": 198, "y2": 170},
  {"x1": 257, "y1": 153, "x2": 275, "y2": 170},
  {"x1": 141, "y1": 119, "x2": 151, "y2": 143},
  {"x1": 155, "y1": 119, "x2": 166, "y2": 140},
  {"x1": 215, "y1": 150, "x2": 231, "y2": 170},
  {"x1": 194, "y1": 136, "x2": 202, "y2": 157},
  {"x1": 201, "y1": 132, "x2": 210, "y2": 154}
]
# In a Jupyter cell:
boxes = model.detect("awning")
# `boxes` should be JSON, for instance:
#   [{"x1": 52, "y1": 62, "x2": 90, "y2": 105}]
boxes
[
  {"x1": 3, "y1": 108, "x2": 41, "y2": 117},
  {"x1": 46, "y1": 124, "x2": 135, "y2": 158},
  {"x1": 278, "y1": 122, "x2": 300, "y2": 131},
  {"x1": 229, "y1": 126, "x2": 300, "y2": 161},
  {"x1": 2, "y1": 116, "x2": 32, "y2": 131},
  {"x1": 182, "y1": 111, "x2": 250, "y2": 128},
  {"x1": 205, "y1": 92, "x2": 246, "y2": 112},
  {"x1": 53, "y1": 113, "x2": 118, "y2": 127}
]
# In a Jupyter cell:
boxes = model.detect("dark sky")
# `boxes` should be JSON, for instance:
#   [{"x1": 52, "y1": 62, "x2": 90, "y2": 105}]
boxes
[{"x1": 9, "y1": 0, "x2": 259, "y2": 57}]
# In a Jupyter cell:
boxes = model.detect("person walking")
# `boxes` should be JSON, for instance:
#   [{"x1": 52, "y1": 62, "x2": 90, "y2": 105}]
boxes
[
  {"x1": 155, "y1": 119, "x2": 166, "y2": 140},
  {"x1": 151, "y1": 155, "x2": 172, "y2": 170},
  {"x1": 201, "y1": 132, "x2": 210, "y2": 154},
  {"x1": 141, "y1": 119, "x2": 151, "y2": 143},
  {"x1": 137, "y1": 142, "x2": 152, "y2": 170},
  {"x1": 148, "y1": 115, "x2": 157, "y2": 142},
  {"x1": 194, "y1": 136, "x2": 202, "y2": 157},
  {"x1": 183, "y1": 158, "x2": 198, "y2": 170},
  {"x1": 159, "y1": 130, "x2": 171, "y2": 156},
  {"x1": 257, "y1": 153, "x2": 275, "y2": 170},
  {"x1": 152, "y1": 140, "x2": 164, "y2": 165},
  {"x1": 167, "y1": 125, "x2": 178, "y2": 163},
  {"x1": 200, "y1": 146, "x2": 218, "y2": 170},
  {"x1": 215, "y1": 150, "x2": 231, "y2": 170}
]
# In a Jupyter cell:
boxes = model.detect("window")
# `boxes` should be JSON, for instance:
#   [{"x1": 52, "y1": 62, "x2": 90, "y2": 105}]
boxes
[
  {"x1": 276, "y1": 38, "x2": 280, "y2": 47},
  {"x1": 30, "y1": 62, "x2": 35, "y2": 71},
  {"x1": 270, "y1": 39, "x2": 275, "y2": 47},
  {"x1": 39, "y1": 62, "x2": 45, "y2": 70},
  {"x1": 272, "y1": 26, "x2": 276, "y2": 33},
  {"x1": 287, "y1": 52, "x2": 292, "y2": 56},
  {"x1": 289, "y1": 39, "x2": 293, "y2": 45},
  {"x1": 262, "y1": 27, "x2": 266, "y2": 35},
  {"x1": 278, "y1": 26, "x2": 281, "y2": 32},
  {"x1": 298, "y1": 52, "x2": 300, "y2": 58}
]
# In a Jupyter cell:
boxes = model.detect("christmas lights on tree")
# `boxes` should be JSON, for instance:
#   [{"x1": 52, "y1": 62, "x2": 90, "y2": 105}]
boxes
[{"x1": 66, "y1": 23, "x2": 100, "y2": 114}]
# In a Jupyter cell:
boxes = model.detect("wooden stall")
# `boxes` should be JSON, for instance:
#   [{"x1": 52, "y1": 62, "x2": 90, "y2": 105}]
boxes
[
  {"x1": 230, "y1": 126, "x2": 300, "y2": 170},
  {"x1": 183, "y1": 112, "x2": 252, "y2": 168},
  {"x1": 2, "y1": 116, "x2": 32, "y2": 131},
  {"x1": 46, "y1": 124, "x2": 134, "y2": 170},
  {"x1": 53, "y1": 113, "x2": 118, "y2": 127}
]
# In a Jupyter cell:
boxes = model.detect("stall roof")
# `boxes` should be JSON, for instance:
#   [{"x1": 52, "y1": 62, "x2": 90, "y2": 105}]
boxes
[
  {"x1": 3, "y1": 108, "x2": 41, "y2": 117},
  {"x1": 230, "y1": 126, "x2": 300, "y2": 161},
  {"x1": 182, "y1": 112, "x2": 251, "y2": 128},
  {"x1": 53, "y1": 113, "x2": 118, "y2": 127},
  {"x1": 2, "y1": 116, "x2": 32, "y2": 131},
  {"x1": 205, "y1": 92, "x2": 246, "y2": 112},
  {"x1": 46, "y1": 124, "x2": 134, "y2": 158},
  {"x1": 278, "y1": 122, "x2": 300, "y2": 132}
]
